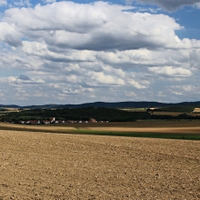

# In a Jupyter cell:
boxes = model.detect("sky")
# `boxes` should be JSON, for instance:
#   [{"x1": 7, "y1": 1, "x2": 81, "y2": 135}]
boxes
[{"x1": 0, "y1": 0, "x2": 200, "y2": 105}]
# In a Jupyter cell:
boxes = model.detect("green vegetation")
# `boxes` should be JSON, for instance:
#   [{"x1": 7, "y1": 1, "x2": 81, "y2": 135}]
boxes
[
  {"x1": 74, "y1": 129, "x2": 200, "y2": 140},
  {"x1": 1, "y1": 105, "x2": 200, "y2": 123},
  {"x1": 0, "y1": 120, "x2": 199, "y2": 140},
  {"x1": 149, "y1": 106, "x2": 194, "y2": 113},
  {"x1": 1, "y1": 107, "x2": 151, "y2": 122}
]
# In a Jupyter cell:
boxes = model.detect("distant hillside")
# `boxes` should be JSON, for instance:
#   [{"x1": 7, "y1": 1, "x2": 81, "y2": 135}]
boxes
[
  {"x1": 0, "y1": 104, "x2": 21, "y2": 109},
  {"x1": 1, "y1": 101, "x2": 200, "y2": 123},
  {"x1": 1, "y1": 101, "x2": 200, "y2": 109},
  {"x1": 1, "y1": 107, "x2": 151, "y2": 122}
]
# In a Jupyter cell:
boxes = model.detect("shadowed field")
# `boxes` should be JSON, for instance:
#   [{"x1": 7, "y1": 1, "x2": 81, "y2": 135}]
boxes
[
  {"x1": 85, "y1": 126, "x2": 200, "y2": 133},
  {"x1": 0, "y1": 130, "x2": 200, "y2": 199}
]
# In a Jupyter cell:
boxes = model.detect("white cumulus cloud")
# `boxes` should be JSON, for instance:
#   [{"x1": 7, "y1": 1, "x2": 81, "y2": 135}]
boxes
[
  {"x1": 2, "y1": 1, "x2": 186, "y2": 51},
  {"x1": 0, "y1": 1, "x2": 199, "y2": 104},
  {"x1": 149, "y1": 66, "x2": 192, "y2": 77}
]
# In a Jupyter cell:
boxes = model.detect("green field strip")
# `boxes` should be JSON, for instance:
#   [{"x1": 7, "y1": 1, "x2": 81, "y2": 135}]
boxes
[
  {"x1": 74, "y1": 129, "x2": 200, "y2": 140},
  {"x1": 0, "y1": 125, "x2": 200, "y2": 140}
]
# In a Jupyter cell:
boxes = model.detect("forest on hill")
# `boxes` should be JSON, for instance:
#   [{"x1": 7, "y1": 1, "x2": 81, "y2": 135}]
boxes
[
  {"x1": 0, "y1": 107, "x2": 150, "y2": 123},
  {"x1": 1, "y1": 105, "x2": 200, "y2": 124},
  {"x1": 1, "y1": 100, "x2": 200, "y2": 109}
]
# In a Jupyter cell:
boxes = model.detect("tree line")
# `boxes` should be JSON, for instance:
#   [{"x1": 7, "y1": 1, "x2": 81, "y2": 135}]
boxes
[{"x1": 1, "y1": 107, "x2": 200, "y2": 123}]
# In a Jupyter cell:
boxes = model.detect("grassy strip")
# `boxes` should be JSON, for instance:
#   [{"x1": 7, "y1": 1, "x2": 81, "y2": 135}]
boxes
[
  {"x1": 74, "y1": 129, "x2": 200, "y2": 140},
  {"x1": 0, "y1": 124, "x2": 200, "y2": 140}
]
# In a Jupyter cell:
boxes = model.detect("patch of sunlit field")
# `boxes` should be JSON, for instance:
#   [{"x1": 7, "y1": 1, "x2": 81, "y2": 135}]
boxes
[
  {"x1": 0, "y1": 122, "x2": 75, "y2": 133},
  {"x1": 193, "y1": 108, "x2": 200, "y2": 113}
]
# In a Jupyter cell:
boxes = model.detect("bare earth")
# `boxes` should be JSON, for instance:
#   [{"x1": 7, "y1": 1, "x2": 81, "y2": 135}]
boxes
[
  {"x1": 0, "y1": 130, "x2": 200, "y2": 200},
  {"x1": 194, "y1": 108, "x2": 200, "y2": 113}
]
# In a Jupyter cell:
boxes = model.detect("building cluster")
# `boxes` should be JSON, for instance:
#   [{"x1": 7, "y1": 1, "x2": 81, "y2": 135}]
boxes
[{"x1": 18, "y1": 118, "x2": 109, "y2": 125}]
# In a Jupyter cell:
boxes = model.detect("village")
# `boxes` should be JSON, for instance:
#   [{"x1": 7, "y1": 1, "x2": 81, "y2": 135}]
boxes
[{"x1": 18, "y1": 117, "x2": 109, "y2": 125}]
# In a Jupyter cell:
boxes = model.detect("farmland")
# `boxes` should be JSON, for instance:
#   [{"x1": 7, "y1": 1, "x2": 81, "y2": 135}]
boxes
[
  {"x1": 0, "y1": 120, "x2": 200, "y2": 140},
  {"x1": 2, "y1": 105, "x2": 200, "y2": 125},
  {"x1": 0, "y1": 107, "x2": 200, "y2": 199},
  {"x1": 0, "y1": 129, "x2": 200, "y2": 199}
]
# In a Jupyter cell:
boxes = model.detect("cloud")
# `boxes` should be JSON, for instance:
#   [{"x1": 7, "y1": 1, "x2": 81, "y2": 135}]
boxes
[
  {"x1": 0, "y1": 0, "x2": 6, "y2": 6},
  {"x1": 0, "y1": 22, "x2": 22, "y2": 46},
  {"x1": 7, "y1": 75, "x2": 45, "y2": 85},
  {"x1": 148, "y1": 66, "x2": 192, "y2": 77},
  {"x1": 18, "y1": 74, "x2": 30, "y2": 80},
  {"x1": 0, "y1": 1, "x2": 199, "y2": 105},
  {"x1": 196, "y1": 3, "x2": 200, "y2": 8},
  {"x1": 43, "y1": 0, "x2": 56, "y2": 3},
  {"x1": 2, "y1": 1, "x2": 185, "y2": 51},
  {"x1": 87, "y1": 71, "x2": 125, "y2": 86},
  {"x1": 127, "y1": 79, "x2": 146, "y2": 89},
  {"x1": 125, "y1": 0, "x2": 134, "y2": 5},
  {"x1": 132, "y1": 0, "x2": 200, "y2": 11},
  {"x1": 12, "y1": 0, "x2": 31, "y2": 7}
]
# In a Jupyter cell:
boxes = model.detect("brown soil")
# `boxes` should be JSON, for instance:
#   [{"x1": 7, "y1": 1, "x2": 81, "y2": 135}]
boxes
[
  {"x1": 0, "y1": 130, "x2": 200, "y2": 200},
  {"x1": 0, "y1": 122, "x2": 75, "y2": 132}
]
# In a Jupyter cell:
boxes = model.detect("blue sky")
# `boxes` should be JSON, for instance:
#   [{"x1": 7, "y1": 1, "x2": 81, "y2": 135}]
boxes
[{"x1": 0, "y1": 0, "x2": 200, "y2": 105}]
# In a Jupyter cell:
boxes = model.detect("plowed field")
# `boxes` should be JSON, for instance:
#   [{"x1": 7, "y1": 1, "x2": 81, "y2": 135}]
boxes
[{"x1": 0, "y1": 130, "x2": 200, "y2": 199}]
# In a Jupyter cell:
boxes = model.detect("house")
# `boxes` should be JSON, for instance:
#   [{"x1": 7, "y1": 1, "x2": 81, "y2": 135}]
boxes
[
  {"x1": 90, "y1": 118, "x2": 97, "y2": 123},
  {"x1": 50, "y1": 117, "x2": 56, "y2": 123},
  {"x1": 43, "y1": 120, "x2": 50, "y2": 125}
]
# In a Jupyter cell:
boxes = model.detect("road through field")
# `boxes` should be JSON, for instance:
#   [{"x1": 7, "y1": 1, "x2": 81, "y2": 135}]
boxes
[{"x1": 0, "y1": 130, "x2": 200, "y2": 199}]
